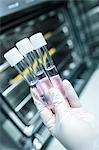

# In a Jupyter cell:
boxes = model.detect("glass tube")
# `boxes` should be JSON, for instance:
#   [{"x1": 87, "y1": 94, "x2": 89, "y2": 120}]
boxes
[
  {"x1": 4, "y1": 47, "x2": 52, "y2": 107},
  {"x1": 16, "y1": 37, "x2": 53, "y2": 107},
  {"x1": 30, "y1": 32, "x2": 67, "y2": 99},
  {"x1": 24, "y1": 50, "x2": 53, "y2": 107},
  {"x1": 36, "y1": 45, "x2": 67, "y2": 99},
  {"x1": 15, "y1": 59, "x2": 37, "y2": 87}
]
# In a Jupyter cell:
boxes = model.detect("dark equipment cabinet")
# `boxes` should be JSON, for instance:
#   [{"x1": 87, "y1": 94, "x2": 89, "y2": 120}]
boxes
[
  {"x1": 0, "y1": 0, "x2": 97, "y2": 149},
  {"x1": 69, "y1": 0, "x2": 99, "y2": 60}
]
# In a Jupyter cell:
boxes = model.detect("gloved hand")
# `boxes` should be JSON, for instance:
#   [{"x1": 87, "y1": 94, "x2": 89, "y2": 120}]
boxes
[{"x1": 31, "y1": 80, "x2": 98, "y2": 150}]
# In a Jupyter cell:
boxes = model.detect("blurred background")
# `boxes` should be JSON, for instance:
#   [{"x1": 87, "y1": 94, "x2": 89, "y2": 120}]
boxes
[{"x1": 0, "y1": 0, "x2": 99, "y2": 149}]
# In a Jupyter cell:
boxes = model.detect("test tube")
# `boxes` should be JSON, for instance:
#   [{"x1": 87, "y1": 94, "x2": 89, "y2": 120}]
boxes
[
  {"x1": 4, "y1": 48, "x2": 46, "y2": 105},
  {"x1": 30, "y1": 32, "x2": 67, "y2": 99},
  {"x1": 16, "y1": 38, "x2": 52, "y2": 106}
]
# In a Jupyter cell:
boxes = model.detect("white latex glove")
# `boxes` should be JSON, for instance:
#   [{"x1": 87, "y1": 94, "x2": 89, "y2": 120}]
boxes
[{"x1": 31, "y1": 80, "x2": 98, "y2": 150}]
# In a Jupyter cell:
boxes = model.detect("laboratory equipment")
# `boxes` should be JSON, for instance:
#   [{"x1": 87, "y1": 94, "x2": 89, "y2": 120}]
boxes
[
  {"x1": 16, "y1": 38, "x2": 53, "y2": 107},
  {"x1": 33, "y1": 125, "x2": 50, "y2": 150},
  {"x1": 30, "y1": 33, "x2": 67, "y2": 99},
  {"x1": 1, "y1": 1, "x2": 97, "y2": 149}
]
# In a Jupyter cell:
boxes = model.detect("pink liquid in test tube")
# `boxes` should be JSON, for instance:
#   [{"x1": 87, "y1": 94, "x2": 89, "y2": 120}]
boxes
[
  {"x1": 31, "y1": 80, "x2": 52, "y2": 107},
  {"x1": 46, "y1": 66, "x2": 67, "y2": 100},
  {"x1": 51, "y1": 75, "x2": 67, "y2": 99},
  {"x1": 36, "y1": 72, "x2": 53, "y2": 108},
  {"x1": 31, "y1": 85, "x2": 48, "y2": 105}
]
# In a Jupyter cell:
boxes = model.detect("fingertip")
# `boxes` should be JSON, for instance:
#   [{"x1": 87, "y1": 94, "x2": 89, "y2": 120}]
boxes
[
  {"x1": 30, "y1": 88, "x2": 41, "y2": 107},
  {"x1": 31, "y1": 87, "x2": 39, "y2": 97},
  {"x1": 49, "y1": 85, "x2": 70, "y2": 108},
  {"x1": 50, "y1": 89, "x2": 64, "y2": 107},
  {"x1": 63, "y1": 79, "x2": 71, "y2": 87},
  {"x1": 49, "y1": 87, "x2": 59, "y2": 95},
  {"x1": 49, "y1": 87, "x2": 58, "y2": 92}
]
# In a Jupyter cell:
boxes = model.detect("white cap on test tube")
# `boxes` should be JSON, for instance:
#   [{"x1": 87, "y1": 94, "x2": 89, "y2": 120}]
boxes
[
  {"x1": 4, "y1": 47, "x2": 23, "y2": 67},
  {"x1": 16, "y1": 38, "x2": 34, "y2": 56},
  {"x1": 30, "y1": 32, "x2": 47, "y2": 49}
]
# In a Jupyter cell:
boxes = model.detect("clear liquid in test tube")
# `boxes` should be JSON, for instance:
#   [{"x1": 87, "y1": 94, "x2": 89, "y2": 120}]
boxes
[
  {"x1": 30, "y1": 32, "x2": 67, "y2": 99},
  {"x1": 4, "y1": 47, "x2": 49, "y2": 106},
  {"x1": 16, "y1": 38, "x2": 52, "y2": 107}
]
